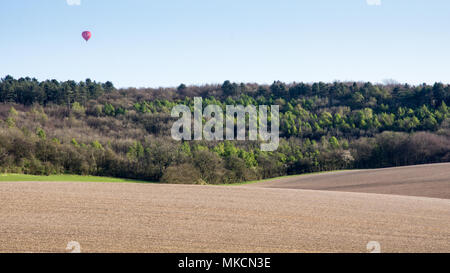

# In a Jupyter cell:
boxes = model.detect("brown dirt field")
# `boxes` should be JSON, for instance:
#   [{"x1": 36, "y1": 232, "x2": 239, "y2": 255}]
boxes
[
  {"x1": 0, "y1": 181, "x2": 449, "y2": 253},
  {"x1": 247, "y1": 163, "x2": 450, "y2": 199}
]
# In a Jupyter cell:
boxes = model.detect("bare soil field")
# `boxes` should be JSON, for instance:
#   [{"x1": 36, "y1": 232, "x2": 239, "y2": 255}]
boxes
[
  {"x1": 247, "y1": 163, "x2": 450, "y2": 199},
  {"x1": 0, "y1": 180, "x2": 449, "y2": 253}
]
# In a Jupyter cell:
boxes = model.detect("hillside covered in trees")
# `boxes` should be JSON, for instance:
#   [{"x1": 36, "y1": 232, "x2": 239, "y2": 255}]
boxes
[{"x1": 0, "y1": 75, "x2": 449, "y2": 184}]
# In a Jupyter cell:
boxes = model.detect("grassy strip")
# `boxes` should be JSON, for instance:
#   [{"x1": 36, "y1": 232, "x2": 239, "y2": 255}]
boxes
[
  {"x1": 0, "y1": 173, "x2": 152, "y2": 183},
  {"x1": 1, "y1": 170, "x2": 350, "y2": 185}
]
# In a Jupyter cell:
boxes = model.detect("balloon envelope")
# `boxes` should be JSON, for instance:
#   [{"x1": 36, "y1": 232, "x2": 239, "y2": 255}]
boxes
[{"x1": 82, "y1": 31, "x2": 92, "y2": 42}]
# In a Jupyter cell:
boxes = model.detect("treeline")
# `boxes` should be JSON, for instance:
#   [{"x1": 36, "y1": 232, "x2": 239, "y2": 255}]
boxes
[
  {"x1": 0, "y1": 125, "x2": 448, "y2": 183},
  {"x1": 0, "y1": 75, "x2": 449, "y2": 184},
  {"x1": 0, "y1": 75, "x2": 114, "y2": 106}
]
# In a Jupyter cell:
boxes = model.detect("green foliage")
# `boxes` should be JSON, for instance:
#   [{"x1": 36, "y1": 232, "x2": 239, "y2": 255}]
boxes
[
  {"x1": 9, "y1": 107, "x2": 18, "y2": 116},
  {"x1": 91, "y1": 140, "x2": 104, "y2": 150},
  {"x1": 5, "y1": 117, "x2": 15, "y2": 128},
  {"x1": 104, "y1": 103, "x2": 115, "y2": 116},
  {"x1": 71, "y1": 138, "x2": 79, "y2": 147},
  {"x1": 72, "y1": 102, "x2": 85, "y2": 116},
  {"x1": 329, "y1": 137, "x2": 339, "y2": 149},
  {"x1": 127, "y1": 141, "x2": 144, "y2": 159},
  {"x1": 36, "y1": 127, "x2": 46, "y2": 140}
]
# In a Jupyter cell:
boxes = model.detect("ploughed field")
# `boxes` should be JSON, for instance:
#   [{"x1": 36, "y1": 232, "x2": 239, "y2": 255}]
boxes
[
  {"x1": 247, "y1": 163, "x2": 450, "y2": 199},
  {"x1": 0, "y1": 163, "x2": 449, "y2": 253}
]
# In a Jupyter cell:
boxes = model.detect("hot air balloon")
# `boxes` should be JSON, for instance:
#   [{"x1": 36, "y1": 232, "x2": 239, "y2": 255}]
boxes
[{"x1": 82, "y1": 31, "x2": 91, "y2": 42}]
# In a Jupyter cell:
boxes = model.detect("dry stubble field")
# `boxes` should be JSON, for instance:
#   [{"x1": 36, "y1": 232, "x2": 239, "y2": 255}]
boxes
[{"x1": 0, "y1": 163, "x2": 449, "y2": 253}]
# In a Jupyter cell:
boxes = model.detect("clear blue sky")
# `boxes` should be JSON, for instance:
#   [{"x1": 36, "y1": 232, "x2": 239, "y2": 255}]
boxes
[{"x1": 1, "y1": 0, "x2": 449, "y2": 88}]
